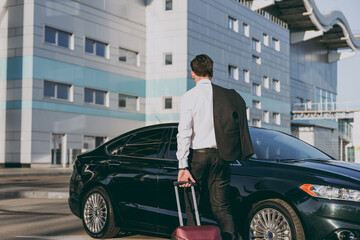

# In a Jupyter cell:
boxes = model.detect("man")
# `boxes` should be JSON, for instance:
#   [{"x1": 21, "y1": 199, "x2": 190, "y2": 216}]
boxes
[{"x1": 177, "y1": 54, "x2": 254, "y2": 240}]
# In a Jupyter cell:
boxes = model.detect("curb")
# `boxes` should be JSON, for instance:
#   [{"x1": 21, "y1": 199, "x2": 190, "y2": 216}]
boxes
[
  {"x1": 0, "y1": 191, "x2": 69, "y2": 200},
  {"x1": 0, "y1": 171, "x2": 72, "y2": 178}
]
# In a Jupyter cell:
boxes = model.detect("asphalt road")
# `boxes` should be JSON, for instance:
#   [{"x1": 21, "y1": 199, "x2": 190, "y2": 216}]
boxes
[{"x1": 0, "y1": 173, "x2": 169, "y2": 240}]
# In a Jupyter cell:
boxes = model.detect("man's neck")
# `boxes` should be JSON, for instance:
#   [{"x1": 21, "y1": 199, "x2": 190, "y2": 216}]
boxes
[{"x1": 195, "y1": 77, "x2": 211, "y2": 85}]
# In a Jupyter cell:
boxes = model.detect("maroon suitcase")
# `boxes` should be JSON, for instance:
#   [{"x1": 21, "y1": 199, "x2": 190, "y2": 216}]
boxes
[{"x1": 172, "y1": 181, "x2": 222, "y2": 240}]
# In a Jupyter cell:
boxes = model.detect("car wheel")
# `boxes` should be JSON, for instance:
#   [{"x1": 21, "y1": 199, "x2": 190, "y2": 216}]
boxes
[
  {"x1": 82, "y1": 186, "x2": 120, "y2": 238},
  {"x1": 245, "y1": 199, "x2": 305, "y2": 240}
]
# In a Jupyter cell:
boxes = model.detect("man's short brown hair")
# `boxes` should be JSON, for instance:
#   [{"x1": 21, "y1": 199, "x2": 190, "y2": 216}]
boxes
[{"x1": 190, "y1": 54, "x2": 213, "y2": 78}]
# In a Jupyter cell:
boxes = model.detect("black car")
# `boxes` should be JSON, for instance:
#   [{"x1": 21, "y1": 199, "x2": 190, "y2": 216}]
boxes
[{"x1": 69, "y1": 123, "x2": 360, "y2": 240}]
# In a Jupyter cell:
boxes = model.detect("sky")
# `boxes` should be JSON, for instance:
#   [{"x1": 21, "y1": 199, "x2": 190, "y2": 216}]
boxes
[{"x1": 314, "y1": 0, "x2": 360, "y2": 104}]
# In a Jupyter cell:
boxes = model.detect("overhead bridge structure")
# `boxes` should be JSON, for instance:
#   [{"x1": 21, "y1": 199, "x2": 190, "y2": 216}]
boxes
[
  {"x1": 292, "y1": 102, "x2": 360, "y2": 120},
  {"x1": 248, "y1": 0, "x2": 360, "y2": 62}
]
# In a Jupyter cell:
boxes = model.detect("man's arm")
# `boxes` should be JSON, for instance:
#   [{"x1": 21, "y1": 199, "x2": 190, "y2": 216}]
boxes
[{"x1": 176, "y1": 93, "x2": 196, "y2": 187}]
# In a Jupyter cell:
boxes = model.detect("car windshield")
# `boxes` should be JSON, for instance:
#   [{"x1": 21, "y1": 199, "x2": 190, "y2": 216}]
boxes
[{"x1": 249, "y1": 128, "x2": 332, "y2": 161}]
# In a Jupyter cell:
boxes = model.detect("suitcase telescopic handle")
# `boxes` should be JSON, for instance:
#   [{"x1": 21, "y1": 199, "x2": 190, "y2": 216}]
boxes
[{"x1": 174, "y1": 181, "x2": 201, "y2": 227}]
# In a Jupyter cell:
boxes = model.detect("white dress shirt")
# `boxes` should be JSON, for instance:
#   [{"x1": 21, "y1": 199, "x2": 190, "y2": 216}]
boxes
[{"x1": 176, "y1": 79, "x2": 217, "y2": 168}]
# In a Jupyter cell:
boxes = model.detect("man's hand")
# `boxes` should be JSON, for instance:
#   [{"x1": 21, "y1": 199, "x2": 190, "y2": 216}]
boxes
[{"x1": 178, "y1": 169, "x2": 196, "y2": 187}]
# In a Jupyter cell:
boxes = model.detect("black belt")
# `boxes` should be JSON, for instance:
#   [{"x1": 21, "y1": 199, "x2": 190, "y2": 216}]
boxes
[{"x1": 193, "y1": 148, "x2": 218, "y2": 153}]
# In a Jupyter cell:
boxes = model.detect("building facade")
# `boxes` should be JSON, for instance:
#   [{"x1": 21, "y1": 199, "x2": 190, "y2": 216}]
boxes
[{"x1": 1, "y1": 0, "x2": 358, "y2": 167}]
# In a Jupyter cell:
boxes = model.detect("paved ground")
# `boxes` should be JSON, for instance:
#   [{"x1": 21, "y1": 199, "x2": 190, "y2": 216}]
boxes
[{"x1": 0, "y1": 167, "x2": 169, "y2": 240}]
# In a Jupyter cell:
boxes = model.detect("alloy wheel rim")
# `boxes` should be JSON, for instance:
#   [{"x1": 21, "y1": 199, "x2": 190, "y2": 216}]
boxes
[
  {"x1": 84, "y1": 193, "x2": 108, "y2": 233},
  {"x1": 249, "y1": 208, "x2": 292, "y2": 240}
]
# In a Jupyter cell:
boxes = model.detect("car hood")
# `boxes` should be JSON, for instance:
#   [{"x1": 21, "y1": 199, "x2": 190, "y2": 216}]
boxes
[
  {"x1": 246, "y1": 158, "x2": 360, "y2": 186},
  {"x1": 280, "y1": 159, "x2": 360, "y2": 182}
]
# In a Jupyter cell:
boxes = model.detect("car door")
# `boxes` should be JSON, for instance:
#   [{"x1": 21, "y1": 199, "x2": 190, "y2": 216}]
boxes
[
  {"x1": 157, "y1": 127, "x2": 216, "y2": 235},
  {"x1": 105, "y1": 127, "x2": 170, "y2": 232}
]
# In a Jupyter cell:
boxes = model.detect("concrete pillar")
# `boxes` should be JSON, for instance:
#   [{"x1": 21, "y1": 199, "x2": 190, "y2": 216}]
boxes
[
  {"x1": 61, "y1": 134, "x2": 67, "y2": 168},
  {"x1": 354, "y1": 112, "x2": 360, "y2": 163}
]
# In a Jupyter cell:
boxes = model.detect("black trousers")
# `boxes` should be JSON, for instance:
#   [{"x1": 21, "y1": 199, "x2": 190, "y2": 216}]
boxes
[{"x1": 184, "y1": 149, "x2": 235, "y2": 240}]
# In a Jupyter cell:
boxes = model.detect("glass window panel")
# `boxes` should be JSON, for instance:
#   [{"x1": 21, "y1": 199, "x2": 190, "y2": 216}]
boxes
[
  {"x1": 44, "y1": 81, "x2": 55, "y2": 97},
  {"x1": 165, "y1": 97, "x2": 172, "y2": 109},
  {"x1": 165, "y1": 53, "x2": 172, "y2": 65},
  {"x1": 165, "y1": 0, "x2": 172, "y2": 10},
  {"x1": 95, "y1": 136, "x2": 106, "y2": 147},
  {"x1": 58, "y1": 30, "x2": 69, "y2": 48},
  {"x1": 45, "y1": 27, "x2": 56, "y2": 44},
  {"x1": 119, "y1": 97, "x2": 126, "y2": 107},
  {"x1": 119, "y1": 49, "x2": 127, "y2": 62},
  {"x1": 57, "y1": 83, "x2": 69, "y2": 100},
  {"x1": 122, "y1": 129, "x2": 166, "y2": 158},
  {"x1": 166, "y1": 128, "x2": 178, "y2": 159},
  {"x1": 127, "y1": 51, "x2": 137, "y2": 65},
  {"x1": 84, "y1": 88, "x2": 94, "y2": 103},
  {"x1": 85, "y1": 39, "x2": 94, "y2": 53},
  {"x1": 95, "y1": 90, "x2": 105, "y2": 105},
  {"x1": 96, "y1": 42, "x2": 106, "y2": 57}
]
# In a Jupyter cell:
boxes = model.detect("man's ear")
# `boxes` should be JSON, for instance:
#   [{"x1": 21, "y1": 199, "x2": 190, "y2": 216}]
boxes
[{"x1": 191, "y1": 71, "x2": 196, "y2": 79}]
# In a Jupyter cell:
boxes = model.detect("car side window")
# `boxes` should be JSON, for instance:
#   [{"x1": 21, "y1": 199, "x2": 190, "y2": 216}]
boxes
[
  {"x1": 165, "y1": 128, "x2": 178, "y2": 160},
  {"x1": 106, "y1": 136, "x2": 130, "y2": 155},
  {"x1": 121, "y1": 129, "x2": 166, "y2": 158}
]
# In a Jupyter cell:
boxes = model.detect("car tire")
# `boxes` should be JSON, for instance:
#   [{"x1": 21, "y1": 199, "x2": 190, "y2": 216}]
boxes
[
  {"x1": 245, "y1": 198, "x2": 305, "y2": 240},
  {"x1": 82, "y1": 186, "x2": 120, "y2": 238}
]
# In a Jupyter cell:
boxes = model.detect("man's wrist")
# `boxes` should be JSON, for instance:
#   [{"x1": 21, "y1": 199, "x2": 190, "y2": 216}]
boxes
[{"x1": 178, "y1": 167, "x2": 189, "y2": 170}]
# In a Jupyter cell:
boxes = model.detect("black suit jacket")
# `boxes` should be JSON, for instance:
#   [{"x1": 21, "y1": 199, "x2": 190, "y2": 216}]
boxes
[{"x1": 212, "y1": 83, "x2": 254, "y2": 161}]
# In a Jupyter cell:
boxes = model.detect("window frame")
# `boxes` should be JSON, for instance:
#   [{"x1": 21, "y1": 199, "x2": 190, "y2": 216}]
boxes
[
  {"x1": 85, "y1": 37, "x2": 109, "y2": 58},
  {"x1": 118, "y1": 93, "x2": 140, "y2": 111},
  {"x1": 228, "y1": 65, "x2": 239, "y2": 80},
  {"x1": 164, "y1": 53, "x2": 173, "y2": 65},
  {"x1": 119, "y1": 47, "x2": 140, "y2": 66},
  {"x1": 43, "y1": 80, "x2": 73, "y2": 101},
  {"x1": 165, "y1": 0, "x2": 173, "y2": 11},
  {"x1": 252, "y1": 83, "x2": 261, "y2": 97},
  {"x1": 243, "y1": 69, "x2": 250, "y2": 83},
  {"x1": 44, "y1": 26, "x2": 74, "y2": 50},
  {"x1": 243, "y1": 23, "x2": 250, "y2": 37},
  {"x1": 164, "y1": 97, "x2": 173, "y2": 110},
  {"x1": 84, "y1": 87, "x2": 108, "y2": 106},
  {"x1": 272, "y1": 79, "x2": 281, "y2": 92},
  {"x1": 228, "y1": 16, "x2": 238, "y2": 33}
]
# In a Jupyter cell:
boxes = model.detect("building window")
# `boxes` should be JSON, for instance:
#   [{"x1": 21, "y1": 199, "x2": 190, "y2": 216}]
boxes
[
  {"x1": 272, "y1": 38, "x2": 280, "y2": 51},
  {"x1": 164, "y1": 97, "x2": 172, "y2": 109},
  {"x1": 246, "y1": 107, "x2": 250, "y2": 121},
  {"x1": 252, "y1": 55, "x2": 261, "y2": 64},
  {"x1": 119, "y1": 48, "x2": 139, "y2": 66},
  {"x1": 44, "y1": 81, "x2": 72, "y2": 101},
  {"x1": 263, "y1": 76, "x2": 269, "y2": 89},
  {"x1": 85, "y1": 38, "x2": 109, "y2": 58},
  {"x1": 45, "y1": 26, "x2": 73, "y2": 49},
  {"x1": 253, "y1": 83, "x2": 261, "y2": 96},
  {"x1": 243, "y1": 23, "x2": 249, "y2": 37},
  {"x1": 164, "y1": 53, "x2": 173, "y2": 65},
  {"x1": 228, "y1": 16, "x2": 238, "y2": 32},
  {"x1": 228, "y1": 65, "x2": 239, "y2": 80},
  {"x1": 119, "y1": 94, "x2": 139, "y2": 111},
  {"x1": 243, "y1": 69, "x2": 249, "y2": 83},
  {"x1": 165, "y1": 0, "x2": 173, "y2": 11},
  {"x1": 273, "y1": 112, "x2": 281, "y2": 125},
  {"x1": 84, "y1": 88, "x2": 107, "y2": 106},
  {"x1": 83, "y1": 136, "x2": 107, "y2": 151},
  {"x1": 263, "y1": 33, "x2": 269, "y2": 46},
  {"x1": 252, "y1": 38, "x2": 261, "y2": 53},
  {"x1": 252, "y1": 119, "x2": 261, "y2": 127},
  {"x1": 272, "y1": 79, "x2": 280, "y2": 92},
  {"x1": 263, "y1": 110, "x2": 269, "y2": 123},
  {"x1": 253, "y1": 100, "x2": 261, "y2": 109}
]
